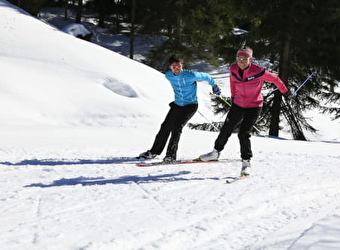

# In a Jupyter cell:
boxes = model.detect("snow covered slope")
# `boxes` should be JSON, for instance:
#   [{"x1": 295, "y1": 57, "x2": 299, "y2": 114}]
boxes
[{"x1": 0, "y1": 0, "x2": 172, "y2": 128}]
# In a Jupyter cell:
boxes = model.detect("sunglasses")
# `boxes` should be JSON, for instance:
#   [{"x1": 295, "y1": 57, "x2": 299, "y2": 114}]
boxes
[
  {"x1": 236, "y1": 57, "x2": 250, "y2": 62},
  {"x1": 170, "y1": 65, "x2": 182, "y2": 69}
]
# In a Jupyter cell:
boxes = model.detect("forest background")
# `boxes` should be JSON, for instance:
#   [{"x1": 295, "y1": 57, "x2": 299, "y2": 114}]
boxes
[{"x1": 7, "y1": 0, "x2": 340, "y2": 139}]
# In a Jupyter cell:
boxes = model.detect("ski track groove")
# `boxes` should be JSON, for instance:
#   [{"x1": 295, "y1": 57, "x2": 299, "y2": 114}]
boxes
[
  {"x1": 137, "y1": 168, "x2": 340, "y2": 250},
  {"x1": 32, "y1": 195, "x2": 42, "y2": 245},
  {"x1": 0, "y1": 192, "x2": 111, "y2": 243},
  {"x1": 130, "y1": 180, "x2": 170, "y2": 212},
  {"x1": 145, "y1": 188, "x2": 340, "y2": 250}
]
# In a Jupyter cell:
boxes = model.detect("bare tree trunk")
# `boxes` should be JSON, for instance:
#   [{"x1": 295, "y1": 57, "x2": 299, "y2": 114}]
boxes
[
  {"x1": 129, "y1": 0, "x2": 136, "y2": 59},
  {"x1": 269, "y1": 32, "x2": 306, "y2": 140},
  {"x1": 269, "y1": 33, "x2": 291, "y2": 137},
  {"x1": 98, "y1": 0, "x2": 106, "y2": 28},
  {"x1": 269, "y1": 91, "x2": 282, "y2": 137},
  {"x1": 115, "y1": 0, "x2": 122, "y2": 34},
  {"x1": 75, "y1": 0, "x2": 83, "y2": 23},
  {"x1": 63, "y1": 0, "x2": 68, "y2": 20}
]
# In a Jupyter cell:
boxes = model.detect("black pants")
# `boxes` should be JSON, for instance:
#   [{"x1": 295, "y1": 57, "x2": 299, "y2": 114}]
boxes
[
  {"x1": 214, "y1": 103, "x2": 262, "y2": 160},
  {"x1": 150, "y1": 102, "x2": 198, "y2": 159}
]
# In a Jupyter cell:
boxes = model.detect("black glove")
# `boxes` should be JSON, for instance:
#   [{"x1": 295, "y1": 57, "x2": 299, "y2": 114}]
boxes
[
  {"x1": 283, "y1": 90, "x2": 293, "y2": 101},
  {"x1": 212, "y1": 85, "x2": 221, "y2": 95}
]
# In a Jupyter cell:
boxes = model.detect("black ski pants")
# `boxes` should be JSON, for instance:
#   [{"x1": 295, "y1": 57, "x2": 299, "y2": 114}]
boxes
[
  {"x1": 214, "y1": 103, "x2": 262, "y2": 160},
  {"x1": 150, "y1": 102, "x2": 198, "y2": 159}
]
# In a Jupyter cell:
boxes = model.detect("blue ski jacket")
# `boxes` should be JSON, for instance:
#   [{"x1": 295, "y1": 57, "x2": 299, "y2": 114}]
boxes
[{"x1": 165, "y1": 69, "x2": 216, "y2": 106}]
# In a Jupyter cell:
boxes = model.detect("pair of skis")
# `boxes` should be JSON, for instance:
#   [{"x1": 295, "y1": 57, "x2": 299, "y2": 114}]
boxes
[
  {"x1": 135, "y1": 158, "x2": 239, "y2": 167},
  {"x1": 135, "y1": 158, "x2": 249, "y2": 184}
]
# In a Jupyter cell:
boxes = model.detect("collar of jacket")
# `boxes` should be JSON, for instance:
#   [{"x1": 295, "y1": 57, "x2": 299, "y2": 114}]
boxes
[{"x1": 232, "y1": 68, "x2": 265, "y2": 82}]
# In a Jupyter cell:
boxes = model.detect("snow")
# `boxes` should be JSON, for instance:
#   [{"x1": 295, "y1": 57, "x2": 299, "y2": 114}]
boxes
[
  {"x1": 61, "y1": 23, "x2": 91, "y2": 37},
  {"x1": 1, "y1": 1, "x2": 340, "y2": 249}
]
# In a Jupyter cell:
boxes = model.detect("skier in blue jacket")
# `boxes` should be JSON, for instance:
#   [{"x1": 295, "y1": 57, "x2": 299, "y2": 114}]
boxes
[{"x1": 139, "y1": 54, "x2": 221, "y2": 162}]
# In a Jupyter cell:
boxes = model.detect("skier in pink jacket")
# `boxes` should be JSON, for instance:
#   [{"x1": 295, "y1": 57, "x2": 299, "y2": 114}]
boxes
[{"x1": 199, "y1": 47, "x2": 292, "y2": 176}]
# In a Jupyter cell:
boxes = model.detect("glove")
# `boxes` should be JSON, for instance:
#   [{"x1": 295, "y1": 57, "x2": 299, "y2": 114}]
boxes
[
  {"x1": 283, "y1": 90, "x2": 293, "y2": 101},
  {"x1": 212, "y1": 85, "x2": 221, "y2": 95}
]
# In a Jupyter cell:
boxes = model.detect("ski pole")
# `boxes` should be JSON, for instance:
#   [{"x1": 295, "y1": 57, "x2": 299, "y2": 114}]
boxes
[
  {"x1": 196, "y1": 110, "x2": 220, "y2": 131},
  {"x1": 292, "y1": 72, "x2": 316, "y2": 95},
  {"x1": 217, "y1": 95, "x2": 232, "y2": 107},
  {"x1": 215, "y1": 94, "x2": 262, "y2": 134},
  {"x1": 264, "y1": 72, "x2": 316, "y2": 100}
]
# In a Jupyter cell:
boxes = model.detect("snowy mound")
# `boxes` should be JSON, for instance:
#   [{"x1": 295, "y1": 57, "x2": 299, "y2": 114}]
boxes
[
  {"x1": 0, "y1": 0, "x2": 172, "y2": 128},
  {"x1": 61, "y1": 23, "x2": 91, "y2": 37}
]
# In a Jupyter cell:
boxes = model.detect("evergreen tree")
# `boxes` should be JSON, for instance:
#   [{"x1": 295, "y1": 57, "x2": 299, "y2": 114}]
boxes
[
  {"x1": 219, "y1": 0, "x2": 340, "y2": 139},
  {"x1": 138, "y1": 0, "x2": 235, "y2": 71},
  {"x1": 7, "y1": 0, "x2": 49, "y2": 15},
  {"x1": 86, "y1": 0, "x2": 130, "y2": 33}
]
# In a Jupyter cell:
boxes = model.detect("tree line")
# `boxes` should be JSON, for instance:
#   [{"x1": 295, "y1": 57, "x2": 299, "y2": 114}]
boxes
[{"x1": 7, "y1": 0, "x2": 340, "y2": 139}]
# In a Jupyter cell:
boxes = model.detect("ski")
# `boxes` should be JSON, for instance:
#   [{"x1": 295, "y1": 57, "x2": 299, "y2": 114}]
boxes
[
  {"x1": 225, "y1": 175, "x2": 250, "y2": 184},
  {"x1": 136, "y1": 158, "x2": 239, "y2": 167}
]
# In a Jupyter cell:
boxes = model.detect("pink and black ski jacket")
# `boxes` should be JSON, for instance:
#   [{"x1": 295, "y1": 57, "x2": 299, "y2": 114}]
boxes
[{"x1": 230, "y1": 63, "x2": 289, "y2": 108}]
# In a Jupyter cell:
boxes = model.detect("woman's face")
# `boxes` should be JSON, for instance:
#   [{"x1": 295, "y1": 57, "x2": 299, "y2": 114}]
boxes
[{"x1": 236, "y1": 57, "x2": 252, "y2": 70}]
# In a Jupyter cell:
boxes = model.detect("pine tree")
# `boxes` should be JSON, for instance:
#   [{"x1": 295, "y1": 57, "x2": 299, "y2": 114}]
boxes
[
  {"x1": 138, "y1": 0, "x2": 235, "y2": 70},
  {"x1": 220, "y1": 0, "x2": 340, "y2": 139},
  {"x1": 7, "y1": 0, "x2": 49, "y2": 15}
]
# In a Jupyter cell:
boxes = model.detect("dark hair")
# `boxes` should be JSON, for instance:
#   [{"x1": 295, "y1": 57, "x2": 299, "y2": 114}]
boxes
[{"x1": 168, "y1": 54, "x2": 183, "y2": 65}]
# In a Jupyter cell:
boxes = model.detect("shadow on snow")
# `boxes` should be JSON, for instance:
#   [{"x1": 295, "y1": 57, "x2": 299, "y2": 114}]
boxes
[
  {"x1": 25, "y1": 171, "x2": 221, "y2": 188},
  {"x1": 0, "y1": 157, "x2": 142, "y2": 166}
]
